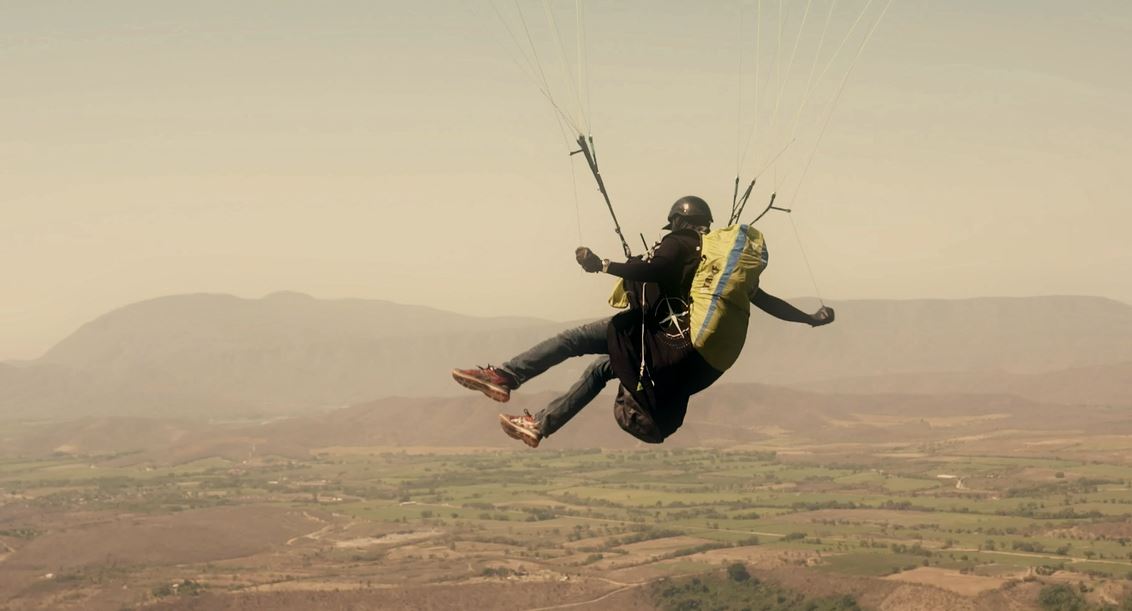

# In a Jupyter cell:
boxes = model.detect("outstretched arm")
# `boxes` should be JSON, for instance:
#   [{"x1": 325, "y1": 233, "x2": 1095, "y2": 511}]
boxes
[
  {"x1": 574, "y1": 236, "x2": 686, "y2": 282},
  {"x1": 751, "y1": 289, "x2": 835, "y2": 327}
]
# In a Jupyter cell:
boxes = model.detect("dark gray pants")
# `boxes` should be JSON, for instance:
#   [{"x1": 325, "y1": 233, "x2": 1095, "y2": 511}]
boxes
[{"x1": 500, "y1": 318, "x2": 616, "y2": 437}]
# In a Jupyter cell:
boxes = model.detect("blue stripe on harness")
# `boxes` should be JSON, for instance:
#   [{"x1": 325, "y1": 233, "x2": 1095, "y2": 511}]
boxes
[{"x1": 695, "y1": 225, "x2": 749, "y2": 339}]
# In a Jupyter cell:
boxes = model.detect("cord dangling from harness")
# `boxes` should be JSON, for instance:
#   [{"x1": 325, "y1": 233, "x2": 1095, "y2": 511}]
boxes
[{"x1": 636, "y1": 283, "x2": 654, "y2": 392}]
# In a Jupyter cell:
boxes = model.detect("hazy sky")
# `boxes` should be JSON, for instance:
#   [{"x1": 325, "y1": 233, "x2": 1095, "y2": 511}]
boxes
[{"x1": 3, "y1": 1, "x2": 1130, "y2": 360}]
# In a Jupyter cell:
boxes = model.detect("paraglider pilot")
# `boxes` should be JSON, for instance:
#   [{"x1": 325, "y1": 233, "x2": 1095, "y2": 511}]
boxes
[{"x1": 452, "y1": 196, "x2": 833, "y2": 448}]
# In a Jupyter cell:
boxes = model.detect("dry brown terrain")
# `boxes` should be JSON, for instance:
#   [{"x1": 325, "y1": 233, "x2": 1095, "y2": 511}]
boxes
[{"x1": 4, "y1": 379, "x2": 1132, "y2": 610}]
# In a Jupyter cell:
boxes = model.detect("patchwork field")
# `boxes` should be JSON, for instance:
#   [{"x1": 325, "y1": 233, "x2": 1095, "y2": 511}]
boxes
[{"x1": 3, "y1": 429, "x2": 1132, "y2": 611}]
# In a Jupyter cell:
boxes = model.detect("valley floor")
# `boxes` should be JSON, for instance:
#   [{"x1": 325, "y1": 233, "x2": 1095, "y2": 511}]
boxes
[{"x1": 2, "y1": 427, "x2": 1132, "y2": 610}]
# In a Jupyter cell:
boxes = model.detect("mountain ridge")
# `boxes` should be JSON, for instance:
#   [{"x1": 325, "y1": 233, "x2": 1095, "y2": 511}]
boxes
[{"x1": 4, "y1": 292, "x2": 1131, "y2": 421}]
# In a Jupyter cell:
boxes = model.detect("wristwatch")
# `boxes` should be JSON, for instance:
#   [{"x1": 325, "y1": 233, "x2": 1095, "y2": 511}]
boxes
[{"x1": 601, "y1": 259, "x2": 610, "y2": 273}]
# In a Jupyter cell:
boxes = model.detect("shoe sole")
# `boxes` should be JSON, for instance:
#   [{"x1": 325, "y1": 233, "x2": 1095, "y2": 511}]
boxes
[
  {"x1": 451, "y1": 370, "x2": 511, "y2": 403},
  {"x1": 499, "y1": 414, "x2": 540, "y2": 448}
]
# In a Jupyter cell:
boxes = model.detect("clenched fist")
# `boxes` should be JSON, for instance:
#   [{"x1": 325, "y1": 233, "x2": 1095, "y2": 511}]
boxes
[{"x1": 575, "y1": 247, "x2": 604, "y2": 273}]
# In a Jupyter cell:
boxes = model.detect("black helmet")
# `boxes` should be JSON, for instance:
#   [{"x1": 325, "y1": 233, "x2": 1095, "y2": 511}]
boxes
[{"x1": 662, "y1": 196, "x2": 713, "y2": 230}]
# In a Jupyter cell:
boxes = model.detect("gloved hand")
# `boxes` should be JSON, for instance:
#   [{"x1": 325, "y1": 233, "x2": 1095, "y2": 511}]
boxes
[
  {"x1": 809, "y1": 305, "x2": 835, "y2": 327},
  {"x1": 575, "y1": 247, "x2": 604, "y2": 273}
]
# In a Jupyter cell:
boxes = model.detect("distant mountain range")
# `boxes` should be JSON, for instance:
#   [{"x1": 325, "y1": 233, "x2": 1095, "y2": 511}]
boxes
[{"x1": 3, "y1": 292, "x2": 1131, "y2": 421}]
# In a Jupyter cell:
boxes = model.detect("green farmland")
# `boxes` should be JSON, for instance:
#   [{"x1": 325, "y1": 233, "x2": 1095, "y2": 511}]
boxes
[{"x1": 3, "y1": 444, "x2": 1132, "y2": 609}]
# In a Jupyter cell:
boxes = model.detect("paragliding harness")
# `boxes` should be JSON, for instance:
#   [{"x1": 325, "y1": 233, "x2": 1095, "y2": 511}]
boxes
[
  {"x1": 612, "y1": 386, "x2": 666, "y2": 444},
  {"x1": 607, "y1": 224, "x2": 768, "y2": 443}
]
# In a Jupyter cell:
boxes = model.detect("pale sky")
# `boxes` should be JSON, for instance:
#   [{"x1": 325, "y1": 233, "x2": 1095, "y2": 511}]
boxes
[{"x1": 3, "y1": 1, "x2": 1130, "y2": 360}]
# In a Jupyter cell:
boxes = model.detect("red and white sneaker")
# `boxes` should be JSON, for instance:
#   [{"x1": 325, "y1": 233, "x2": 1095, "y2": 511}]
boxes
[
  {"x1": 451, "y1": 365, "x2": 516, "y2": 403},
  {"x1": 499, "y1": 410, "x2": 542, "y2": 448}
]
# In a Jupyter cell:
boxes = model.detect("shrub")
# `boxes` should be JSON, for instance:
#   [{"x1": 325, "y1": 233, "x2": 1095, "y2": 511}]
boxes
[
  {"x1": 727, "y1": 562, "x2": 751, "y2": 582},
  {"x1": 1037, "y1": 583, "x2": 1086, "y2": 611}
]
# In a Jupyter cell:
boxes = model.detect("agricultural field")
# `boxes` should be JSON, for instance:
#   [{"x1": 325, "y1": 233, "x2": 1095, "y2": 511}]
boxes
[{"x1": 3, "y1": 441, "x2": 1132, "y2": 610}]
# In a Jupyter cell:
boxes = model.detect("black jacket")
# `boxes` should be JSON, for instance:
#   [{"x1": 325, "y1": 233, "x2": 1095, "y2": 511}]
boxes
[{"x1": 602, "y1": 229, "x2": 722, "y2": 442}]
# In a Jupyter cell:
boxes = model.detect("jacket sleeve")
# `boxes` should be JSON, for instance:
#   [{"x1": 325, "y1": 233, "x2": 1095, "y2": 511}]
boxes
[
  {"x1": 605, "y1": 235, "x2": 687, "y2": 282},
  {"x1": 750, "y1": 289, "x2": 813, "y2": 324}
]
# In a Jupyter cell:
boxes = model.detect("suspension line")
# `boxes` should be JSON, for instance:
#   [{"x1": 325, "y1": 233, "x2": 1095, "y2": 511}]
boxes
[{"x1": 572, "y1": 135, "x2": 632, "y2": 259}]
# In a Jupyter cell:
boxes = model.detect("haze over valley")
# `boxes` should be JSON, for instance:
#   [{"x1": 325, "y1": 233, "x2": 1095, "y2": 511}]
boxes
[{"x1": 5, "y1": 1, "x2": 1132, "y2": 609}]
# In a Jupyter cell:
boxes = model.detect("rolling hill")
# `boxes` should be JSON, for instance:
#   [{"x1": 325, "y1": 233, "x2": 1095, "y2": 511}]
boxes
[{"x1": 6, "y1": 381, "x2": 1131, "y2": 462}]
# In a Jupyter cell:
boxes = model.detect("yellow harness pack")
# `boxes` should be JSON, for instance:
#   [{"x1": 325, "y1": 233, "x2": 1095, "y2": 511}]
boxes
[{"x1": 688, "y1": 224, "x2": 768, "y2": 371}]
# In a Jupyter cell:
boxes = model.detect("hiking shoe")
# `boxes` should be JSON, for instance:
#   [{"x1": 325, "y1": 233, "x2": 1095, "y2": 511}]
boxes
[
  {"x1": 451, "y1": 365, "x2": 516, "y2": 403},
  {"x1": 499, "y1": 410, "x2": 542, "y2": 448}
]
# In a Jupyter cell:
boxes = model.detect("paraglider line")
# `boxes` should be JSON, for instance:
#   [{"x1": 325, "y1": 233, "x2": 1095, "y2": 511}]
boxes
[
  {"x1": 788, "y1": 213, "x2": 825, "y2": 306},
  {"x1": 784, "y1": 0, "x2": 894, "y2": 213},
  {"x1": 572, "y1": 135, "x2": 632, "y2": 259},
  {"x1": 488, "y1": 1, "x2": 582, "y2": 134},
  {"x1": 543, "y1": 0, "x2": 588, "y2": 133}
]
